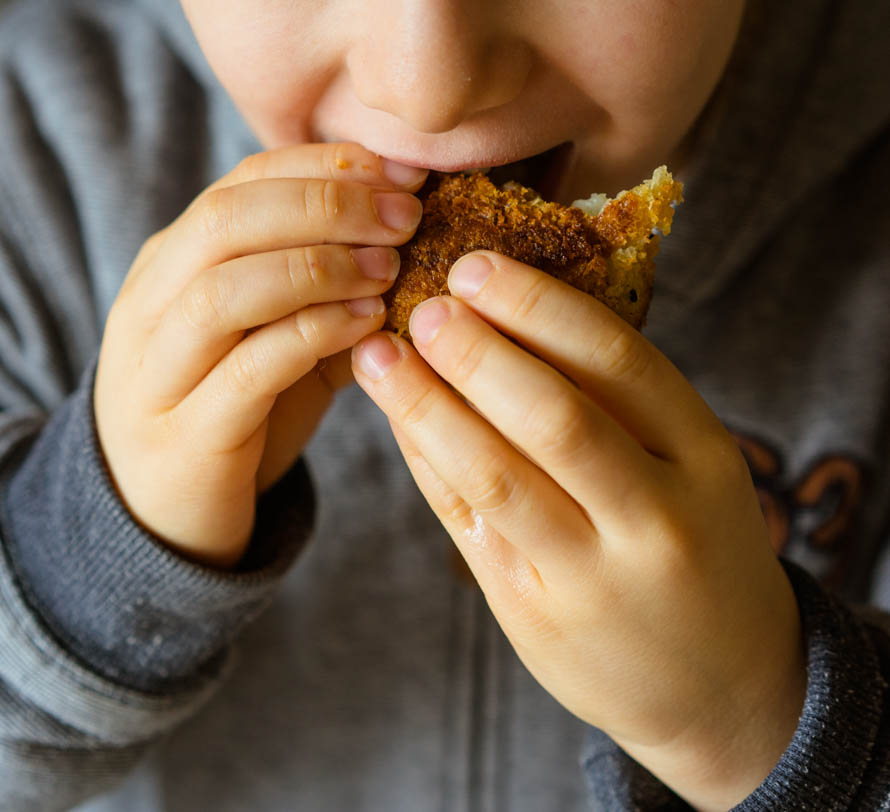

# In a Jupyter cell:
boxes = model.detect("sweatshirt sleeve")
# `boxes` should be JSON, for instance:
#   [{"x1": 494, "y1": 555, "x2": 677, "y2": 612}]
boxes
[
  {"x1": 2, "y1": 356, "x2": 315, "y2": 693},
  {"x1": 581, "y1": 559, "x2": 890, "y2": 811},
  {"x1": 0, "y1": 14, "x2": 316, "y2": 810},
  {"x1": 0, "y1": 357, "x2": 316, "y2": 811}
]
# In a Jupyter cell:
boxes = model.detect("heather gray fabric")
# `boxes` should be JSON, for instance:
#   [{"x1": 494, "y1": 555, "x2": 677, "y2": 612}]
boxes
[{"x1": 0, "y1": 0, "x2": 888, "y2": 810}]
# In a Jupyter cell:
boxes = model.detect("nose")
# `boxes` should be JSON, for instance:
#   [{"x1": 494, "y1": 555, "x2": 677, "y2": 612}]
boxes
[{"x1": 348, "y1": 1, "x2": 531, "y2": 134}]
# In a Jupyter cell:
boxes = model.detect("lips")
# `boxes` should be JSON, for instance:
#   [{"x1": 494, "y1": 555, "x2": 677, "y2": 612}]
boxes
[
  {"x1": 352, "y1": 138, "x2": 575, "y2": 201},
  {"x1": 321, "y1": 129, "x2": 576, "y2": 202}
]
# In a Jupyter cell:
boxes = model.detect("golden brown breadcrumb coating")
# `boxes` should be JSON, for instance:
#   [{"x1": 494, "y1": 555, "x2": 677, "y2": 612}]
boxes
[{"x1": 383, "y1": 167, "x2": 683, "y2": 337}]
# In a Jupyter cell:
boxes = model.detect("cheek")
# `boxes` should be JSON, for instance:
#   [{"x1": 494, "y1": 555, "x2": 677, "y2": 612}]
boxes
[
  {"x1": 569, "y1": 3, "x2": 743, "y2": 151},
  {"x1": 181, "y1": 0, "x2": 338, "y2": 147},
  {"x1": 568, "y1": 2, "x2": 743, "y2": 110},
  {"x1": 223, "y1": 62, "x2": 322, "y2": 148},
  {"x1": 540, "y1": 1, "x2": 744, "y2": 195}
]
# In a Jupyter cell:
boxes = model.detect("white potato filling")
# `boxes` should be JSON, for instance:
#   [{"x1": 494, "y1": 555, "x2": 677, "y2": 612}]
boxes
[{"x1": 570, "y1": 193, "x2": 609, "y2": 216}]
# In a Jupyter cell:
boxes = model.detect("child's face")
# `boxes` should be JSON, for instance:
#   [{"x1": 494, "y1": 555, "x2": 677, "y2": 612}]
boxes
[{"x1": 180, "y1": 1, "x2": 745, "y2": 199}]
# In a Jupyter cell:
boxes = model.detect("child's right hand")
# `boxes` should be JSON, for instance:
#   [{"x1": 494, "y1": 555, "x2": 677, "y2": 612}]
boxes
[{"x1": 94, "y1": 143, "x2": 427, "y2": 568}]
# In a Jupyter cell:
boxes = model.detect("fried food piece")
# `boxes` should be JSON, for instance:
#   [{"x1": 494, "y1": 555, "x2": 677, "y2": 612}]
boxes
[{"x1": 383, "y1": 166, "x2": 683, "y2": 336}]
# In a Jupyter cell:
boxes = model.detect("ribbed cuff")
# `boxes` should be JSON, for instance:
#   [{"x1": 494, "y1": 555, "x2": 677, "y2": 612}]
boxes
[
  {"x1": 581, "y1": 725, "x2": 692, "y2": 810},
  {"x1": 1, "y1": 358, "x2": 315, "y2": 693},
  {"x1": 735, "y1": 559, "x2": 887, "y2": 810}
]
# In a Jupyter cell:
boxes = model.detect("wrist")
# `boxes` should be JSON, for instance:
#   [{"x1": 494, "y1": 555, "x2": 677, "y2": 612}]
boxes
[{"x1": 620, "y1": 571, "x2": 807, "y2": 810}]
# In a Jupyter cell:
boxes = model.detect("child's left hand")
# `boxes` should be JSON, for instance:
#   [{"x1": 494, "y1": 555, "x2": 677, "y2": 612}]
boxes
[{"x1": 353, "y1": 251, "x2": 806, "y2": 811}]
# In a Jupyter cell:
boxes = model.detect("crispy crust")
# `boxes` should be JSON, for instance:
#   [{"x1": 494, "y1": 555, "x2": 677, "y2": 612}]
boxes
[{"x1": 383, "y1": 167, "x2": 683, "y2": 336}]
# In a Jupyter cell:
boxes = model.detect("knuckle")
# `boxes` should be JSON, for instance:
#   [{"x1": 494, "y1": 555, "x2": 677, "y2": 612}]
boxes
[
  {"x1": 138, "y1": 229, "x2": 166, "y2": 260},
  {"x1": 293, "y1": 308, "x2": 324, "y2": 353},
  {"x1": 508, "y1": 560, "x2": 547, "y2": 604},
  {"x1": 299, "y1": 178, "x2": 342, "y2": 223},
  {"x1": 588, "y1": 327, "x2": 653, "y2": 386},
  {"x1": 397, "y1": 386, "x2": 438, "y2": 430},
  {"x1": 677, "y1": 417, "x2": 746, "y2": 486},
  {"x1": 449, "y1": 331, "x2": 490, "y2": 385},
  {"x1": 234, "y1": 151, "x2": 270, "y2": 182},
  {"x1": 706, "y1": 430, "x2": 753, "y2": 486},
  {"x1": 652, "y1": 514, "x2": 700, "y2": 579},
  {"x1": 463, "y1": 455, "x2": 527, "y2": 515},
  {"x1": 523, "y1": 391, "x2": 593, "y2": 467},
  {"x1": 321, "y1": 179, "x2": 342, "y2": 220},
  {"x1": 199, "y1": 186, "x2": 238, "y2": 242},
  {"x1": 286, "y1": 246, "x2": 326, "y2": 298},
  {"x1": 320, "y1": 143, "x2": 342, "y2": 178},
  {"x1": 224, "y1": 348, "x2": 263, "y2": 395},
  {"x1": 442, "y1": 492, "x2": 475, "y2": 527},
  {"x1": 180, "y1": 274, "x2": 232, "y2": 332},
  {"x1": 324, "y1": 142, "x2": 362, "y2": 177},
  {"x1": 510, "y1": 275, "x2": 549, "y2": 323}
]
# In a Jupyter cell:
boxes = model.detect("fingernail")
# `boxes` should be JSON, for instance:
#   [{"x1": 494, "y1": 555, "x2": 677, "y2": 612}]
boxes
[
  {"x1": 374, "y1": 192, "x2": 423, "y2": 232},
  {"x1": 410, "y1": 298, "x2": 450, "y2": 344},
  {"x1": 346, "y1": 296, "x2": 385, "y2": 317},
  {"x1": 449, "y1": 253, "x2": 493, "y2": 298},
  {"x1": 356, "y1": 334, "x2": 400, "y2": 380},
  {"x1": 381, "y1": 158, "x2": 429, "y2": 188},
  {"x1": 351, "y1": 247, "x2": 400, "y2": 281}
]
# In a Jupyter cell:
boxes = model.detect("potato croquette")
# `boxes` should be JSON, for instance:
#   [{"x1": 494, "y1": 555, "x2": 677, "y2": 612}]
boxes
[{"x1": 383, "y1": 167, "x2": 684, "y2": 337}]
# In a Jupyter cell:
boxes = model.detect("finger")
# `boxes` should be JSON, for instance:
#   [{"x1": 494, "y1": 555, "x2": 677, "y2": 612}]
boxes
[
  {"x1": 387, "y1": 419, "x2": 546, "y2": 603},
  {"x1": 408, "y1": 295, "x2": 662, "y2": 537},
  {"x1": 172, "y1": 298, "x2": 385, "y2": 453},
  {"x1": 129, "y1": 178, "x2": 422, "y2": 324},
  {"x1": 255, "y1": 350, "x2": 354, "y2": 493},
  {"x1": 203, "y1": 141, "x2": 428, "y2": 196},
  {"x1": 141, "y1": 245, "x2": 398, "y2": 408},
  {"x1": 353, "y1": 332, "x2": 594, "y2": 580},
  {"x1": 118, "y1": 142, "x2": 425, "y2": 316},
  {"x1": 447, "y1": 251, "x2": 726, "y2": 461}
]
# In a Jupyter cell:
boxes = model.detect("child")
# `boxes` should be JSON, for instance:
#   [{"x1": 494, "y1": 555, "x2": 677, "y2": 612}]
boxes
[{"x1": 0, "y1": 0, "x2": 888, "y2": 809}]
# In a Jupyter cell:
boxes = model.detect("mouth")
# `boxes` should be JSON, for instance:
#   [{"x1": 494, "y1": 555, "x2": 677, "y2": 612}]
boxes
[{"x1": 465, "y1": 141, "x2": 574, "y2": 201}]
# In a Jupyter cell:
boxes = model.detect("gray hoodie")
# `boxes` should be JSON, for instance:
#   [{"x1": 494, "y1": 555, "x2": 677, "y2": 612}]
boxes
[{"x1": 0, "y1": 0, "x2": 889, "y2": 810}]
